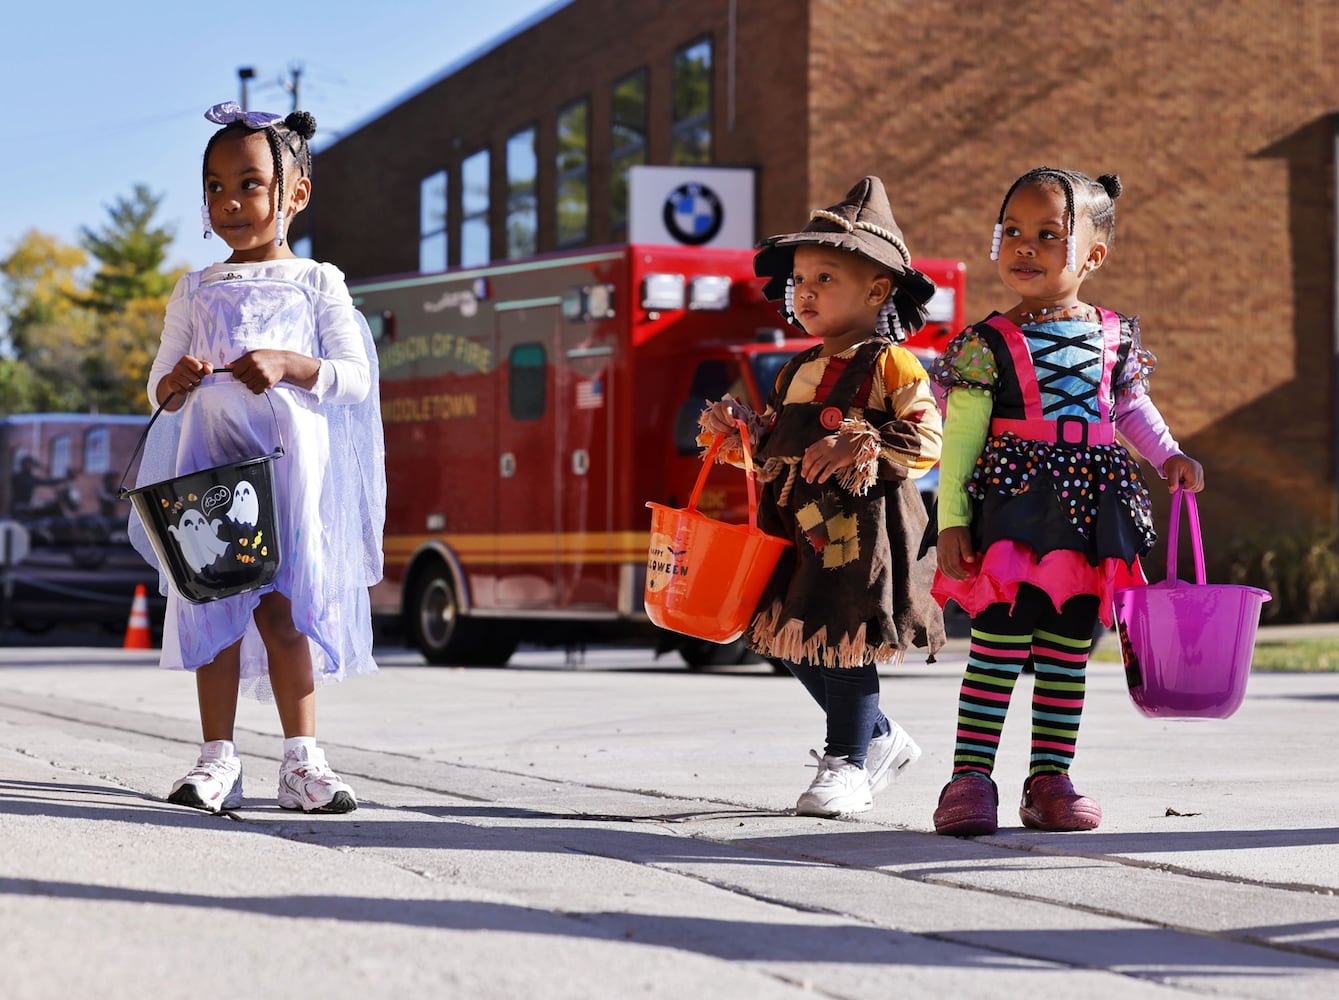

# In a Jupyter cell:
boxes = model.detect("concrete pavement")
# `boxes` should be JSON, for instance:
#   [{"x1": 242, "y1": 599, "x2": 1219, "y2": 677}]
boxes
[{"x1": 2, "y1": 633, "x2": 1338, "y2": 999}]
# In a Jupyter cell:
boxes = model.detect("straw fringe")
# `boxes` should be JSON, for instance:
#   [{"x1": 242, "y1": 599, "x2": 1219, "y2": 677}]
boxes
[
  {"x1": 695, "y1": 400, "x2": 767, "y2": 465},
  {"x1": 749, "y1": 599, "x2": 908, "y2": 669},
  {"x1": 834, "y1": 418, "x2": 881, "y2": 496}
]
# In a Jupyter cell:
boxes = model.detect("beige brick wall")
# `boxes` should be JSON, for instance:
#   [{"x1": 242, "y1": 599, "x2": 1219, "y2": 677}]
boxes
[{"x1": 801, "y1": 0, "x2": 1339, "y2": 559}]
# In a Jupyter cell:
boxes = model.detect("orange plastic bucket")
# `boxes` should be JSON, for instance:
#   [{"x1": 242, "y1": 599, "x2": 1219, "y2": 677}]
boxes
[{"x1": 644, "y1": 424, "x2": 791, "y2": 643}]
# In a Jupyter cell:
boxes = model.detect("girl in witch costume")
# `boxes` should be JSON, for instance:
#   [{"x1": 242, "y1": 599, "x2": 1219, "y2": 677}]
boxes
[
  {"x1": 929, "y1": 166, "x2": 1204, "y2": 837},
  {"x1": 700, "y1": 177, "x2": 945, "y2": 818}
]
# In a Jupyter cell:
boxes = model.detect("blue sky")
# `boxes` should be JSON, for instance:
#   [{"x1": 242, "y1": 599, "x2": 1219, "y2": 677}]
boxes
[{"x1": 1, "y1": 0, "x2": 563, "y2": 274}]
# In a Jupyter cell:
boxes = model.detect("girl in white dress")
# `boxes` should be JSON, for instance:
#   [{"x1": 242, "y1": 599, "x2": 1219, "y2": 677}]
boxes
[{"x1": 131, "y1": 102, "x2": 385, "y2": 814}]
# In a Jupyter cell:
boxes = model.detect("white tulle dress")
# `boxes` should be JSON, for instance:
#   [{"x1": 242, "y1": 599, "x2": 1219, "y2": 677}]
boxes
[{"x1": 129, "y1": 259, "x2": 386, "y2": 700}]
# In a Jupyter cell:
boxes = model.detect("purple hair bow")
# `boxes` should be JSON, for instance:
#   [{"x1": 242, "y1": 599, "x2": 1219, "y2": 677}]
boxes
[{"x1": 204, "y1": 101, "x2": 283, "y2": 129}]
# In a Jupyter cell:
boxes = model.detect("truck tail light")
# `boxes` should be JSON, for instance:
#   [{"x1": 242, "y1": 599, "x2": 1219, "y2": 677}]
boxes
[
  {"x1": 688, "y1": 275, "x2": 732, "y2": 310},
  {"x1": 641, "y1": 273, "x2": 686, "y2": 311}
]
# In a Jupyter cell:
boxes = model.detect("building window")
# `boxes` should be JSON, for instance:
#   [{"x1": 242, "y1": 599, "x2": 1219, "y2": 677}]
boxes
[
  {"x1": 83, "y1": 426, "x2": 111, "y2": 475},
  {"x1": 419, "y1": 169, "x2": 448, "y2": 272},
  {"x1": 556, "y1": 99, "x2": 589, "y2": 247},
  {"x1": 506, "y1": 127, "x2": 537, "y2": 260},
  {"x1": 671, "y1": 38, "x2": 712, "y2": 165},
  {"x1": 610, "y1": 68, "x2": 648, "y2": 230},
  {"x1": 461, "y1": 149, "x2": 490, "y2": 267},
  {"x1": 48, "y1": 434, "x2": 72, "y2": 478}
]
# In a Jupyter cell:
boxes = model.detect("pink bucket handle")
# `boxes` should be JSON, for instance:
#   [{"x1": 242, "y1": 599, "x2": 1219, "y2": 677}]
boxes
[
  {"x1": 687, "y1": 422, "x2": 761, "y2": 531},
  {"x1": 1165, "y1": 488, "x2": 1207, "y2": 586}
]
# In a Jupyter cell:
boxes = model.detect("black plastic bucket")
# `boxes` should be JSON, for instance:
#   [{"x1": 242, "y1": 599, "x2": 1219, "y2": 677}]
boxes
[{"x1": 120, "y1": 372, "x2": 284, "y2": 604}]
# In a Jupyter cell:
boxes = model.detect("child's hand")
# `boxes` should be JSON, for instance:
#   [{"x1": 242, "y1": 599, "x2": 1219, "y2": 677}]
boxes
[
  {"x1": 937, "y1": 525, "x2": 978, "y2": 579},
  {"x1": 801, "y1": 434, "x2": 858, "y2": 483},
  {"x1": 700, "y1": 394, "x2": 752, "y2": 436},
  {"x1": 164, "y1": 355, "x2": 214, "y2": 397},
  {"x1": 1164, "y1": 453, "x2": 1205, "y2": 493},
  {"x1": 229, "y1": 349, "x2": 288, "y2": 394}
]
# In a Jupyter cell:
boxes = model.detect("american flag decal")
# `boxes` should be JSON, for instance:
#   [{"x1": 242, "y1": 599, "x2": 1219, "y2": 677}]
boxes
[{"x1": 576, "y1": 377, "x2": 604, "y2": 410}]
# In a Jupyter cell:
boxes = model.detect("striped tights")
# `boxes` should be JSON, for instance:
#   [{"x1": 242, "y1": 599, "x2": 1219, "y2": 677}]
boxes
[{"x1": 950, "y1": 585, "x2": 1100, "y2": 781}]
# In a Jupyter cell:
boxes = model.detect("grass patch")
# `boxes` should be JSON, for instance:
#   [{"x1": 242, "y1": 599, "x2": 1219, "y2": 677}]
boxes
[{"x1": 1091, "y1": 637, "x2": 1339, "y2": 672}]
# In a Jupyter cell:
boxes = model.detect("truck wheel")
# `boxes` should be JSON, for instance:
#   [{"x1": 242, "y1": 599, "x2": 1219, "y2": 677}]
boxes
[
  {"x1": 679, "y1": 636, "x2": 752, "y2": 670},
  {"x1": 409, "y1": 567, "x2": 464, "y2": 664},
  {"x1": 407, "y1": 564, "x2": 517, "y2": 666}
]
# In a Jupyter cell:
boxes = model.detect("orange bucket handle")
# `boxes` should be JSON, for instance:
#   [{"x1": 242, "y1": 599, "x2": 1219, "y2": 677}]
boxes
[{"x1": 686, "y1": 421, "x2": 761, "y2": 531}]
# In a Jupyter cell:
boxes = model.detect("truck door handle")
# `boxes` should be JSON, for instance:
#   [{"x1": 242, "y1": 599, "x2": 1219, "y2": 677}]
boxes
[{"x1": 500, "y1": 453, "x2": 516, "y2": 478}]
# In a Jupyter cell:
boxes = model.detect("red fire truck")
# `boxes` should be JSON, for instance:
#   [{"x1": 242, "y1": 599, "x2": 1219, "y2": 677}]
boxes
[{"x1": 352, "y1": 244, "x2": 964, "y2": 667}]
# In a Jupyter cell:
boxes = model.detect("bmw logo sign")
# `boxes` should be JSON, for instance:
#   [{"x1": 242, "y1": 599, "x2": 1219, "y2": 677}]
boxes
[{"x1": 663, "y1": 182, "x2": 724, "y2": 246}]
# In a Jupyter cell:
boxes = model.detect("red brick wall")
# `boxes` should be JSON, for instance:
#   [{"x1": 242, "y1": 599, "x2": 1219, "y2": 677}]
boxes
[{"x1": 299, "y1": 0, "x2": 1339, "y2": 559}]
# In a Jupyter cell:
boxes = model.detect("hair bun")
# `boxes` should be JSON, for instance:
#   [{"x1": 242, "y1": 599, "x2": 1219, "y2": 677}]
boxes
[
  {"x1": 285, "y1": 110, "x2": 317, "y2": 140},
  {"x1": 1097, "y1": 173, "x2": 1122, "y2": 200}
]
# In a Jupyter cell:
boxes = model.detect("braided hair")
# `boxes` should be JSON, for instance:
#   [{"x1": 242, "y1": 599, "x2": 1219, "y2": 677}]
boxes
[
  {"x1": 989, "y1": 166, "x2": 1121, "y2": 271},
  {"x1": 202, "y1": 111, "x2": 318, "y2": 246}
]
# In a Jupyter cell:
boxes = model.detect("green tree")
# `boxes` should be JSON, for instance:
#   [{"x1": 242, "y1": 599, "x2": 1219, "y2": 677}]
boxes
[
  {"x1": 1, "y1": 185, "x2": 184, "y2": 415},
  {"x1": 0, "y1": 231, "x2": 88, "y2": 358},
  {"x1": 0, "y1": 358, "x2": 43, "y2": 411},
  {"x1": 74, "y1": 184, "x2": 184, "y2": 411},
  {"x1": 0, "y1": 231, "x2": 95, "y2": 412},
  {"x1": 78, "y1": 184, "x2": 178, "y2": 312}
]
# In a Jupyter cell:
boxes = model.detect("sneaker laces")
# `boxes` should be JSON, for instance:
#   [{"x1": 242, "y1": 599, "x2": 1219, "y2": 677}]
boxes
[
  {"x1": 185, "y1": 757, "x2": 237, "y2": 781},
  {"x1": 805, "y1": 749, "x2": 859, "y2": 786},
  {"x1": 284, "y1": 753, "x2": 343, "y2": 788}
]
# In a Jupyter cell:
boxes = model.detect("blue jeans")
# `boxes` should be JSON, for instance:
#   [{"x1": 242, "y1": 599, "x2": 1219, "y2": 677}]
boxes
[{"x1": 780, "y1": 658, "x2": 887, "y2": 766}]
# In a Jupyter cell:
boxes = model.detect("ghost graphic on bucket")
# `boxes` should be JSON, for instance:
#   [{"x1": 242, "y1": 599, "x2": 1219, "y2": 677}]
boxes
[
  {"x1": 226, "y1": 479, "x2": 260, "y2": 528},
  {"x1": 168, "y1": 508, "x2": 232, "y2": 573}
]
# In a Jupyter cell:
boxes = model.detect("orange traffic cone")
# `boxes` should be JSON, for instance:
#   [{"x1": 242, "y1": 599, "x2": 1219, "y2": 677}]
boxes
[{"x1": 123, "y1": 584, "x2": 153, "y2": 650}]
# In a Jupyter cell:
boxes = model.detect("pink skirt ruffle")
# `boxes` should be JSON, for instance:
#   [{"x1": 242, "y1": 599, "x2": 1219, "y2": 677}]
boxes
[{"x1": 932, "y1": 540, "x2": 1145, "y2": 627}]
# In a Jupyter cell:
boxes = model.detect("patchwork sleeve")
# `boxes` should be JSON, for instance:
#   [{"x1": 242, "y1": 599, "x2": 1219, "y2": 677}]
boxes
[
  {"x1": 874, "y1": 346, "x2": 942, "y2": 481},
  {"x1": 1113, "y1": 314, "x2": 1157, "y2": 403},
  {"x1": 928, "y1": 326, "x2": 999, "y2": 395}
]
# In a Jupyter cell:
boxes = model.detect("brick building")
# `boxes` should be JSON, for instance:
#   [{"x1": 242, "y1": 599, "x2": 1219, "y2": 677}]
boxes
[{"x1": 297, "y1": 0, "x2": 1339, "y2": 566}]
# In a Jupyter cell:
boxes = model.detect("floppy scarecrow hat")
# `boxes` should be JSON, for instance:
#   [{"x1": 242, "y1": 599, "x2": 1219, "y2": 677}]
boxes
[{"x1": 754, "y1": 175, "x2": 936, "y2": 337}]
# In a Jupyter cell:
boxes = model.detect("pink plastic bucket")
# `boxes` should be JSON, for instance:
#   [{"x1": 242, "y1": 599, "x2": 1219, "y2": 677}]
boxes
[{"x1": 1113, "y1": 491, "x2": 1270, "y2": 720}]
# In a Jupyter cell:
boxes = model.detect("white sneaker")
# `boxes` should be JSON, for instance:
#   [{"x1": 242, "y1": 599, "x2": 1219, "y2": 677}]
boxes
[
  {"x1": 866, "y1": 721, "x2": 922, "y2": 795},
  {"x1": 795, "y1": 749, "x2": 873, "y2": 816},
  {"x1": 168, "y1": 740, "x2": 243, "y2": 813},
  {"x1": 277, "y1": 745, "x2": 357, "y2": 813}
]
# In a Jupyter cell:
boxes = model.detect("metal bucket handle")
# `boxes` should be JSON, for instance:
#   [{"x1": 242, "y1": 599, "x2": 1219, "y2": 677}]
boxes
[{"x1": 116, "y1": 368, "x2": 285, "y2": 498}]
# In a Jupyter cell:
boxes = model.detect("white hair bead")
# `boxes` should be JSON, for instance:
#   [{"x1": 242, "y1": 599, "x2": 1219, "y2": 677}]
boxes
[
  {"x1": 201, "y1": 204, "x2": 212, "y2": 239},
  {"x1": 877, "y1": 301, "x2": 905, "y2": 342},
  {"x1": 989, "y1": 222, "x2": 1002, "y2": 261}
]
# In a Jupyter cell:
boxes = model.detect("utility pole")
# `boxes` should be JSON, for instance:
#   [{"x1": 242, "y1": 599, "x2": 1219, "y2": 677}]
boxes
[
  {"x1": 280, "y1": 63, "x2": 303, "y2": 112},
  {"x1": 237, "y1": 66, "x2": 256, "y2": 109}
]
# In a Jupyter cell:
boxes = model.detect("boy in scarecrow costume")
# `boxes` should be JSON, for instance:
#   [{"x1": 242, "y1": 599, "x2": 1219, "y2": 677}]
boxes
[{"x1": 699, "y1": 176, "x2": 945, "y2": 815}]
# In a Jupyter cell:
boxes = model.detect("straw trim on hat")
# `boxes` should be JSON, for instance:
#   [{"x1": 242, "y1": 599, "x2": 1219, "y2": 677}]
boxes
[{"x1": 753, "y1": 176, "x2": 936, "y2": 333}]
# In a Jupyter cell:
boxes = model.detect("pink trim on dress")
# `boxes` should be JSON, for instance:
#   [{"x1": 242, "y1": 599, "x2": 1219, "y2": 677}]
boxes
[
  {"x1": 985, "y1": 316, "x2": 1041, "y2": 417},
  {"x1": 932, "y1": 540, "x2": 1145, "y2": 627}
]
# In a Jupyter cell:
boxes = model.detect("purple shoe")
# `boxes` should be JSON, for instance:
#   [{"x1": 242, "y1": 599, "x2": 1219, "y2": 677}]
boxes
[
  {"x1": 1019, "y1": 773, "x2": 1102, "y2": 831},
  {"x1": 933, "y1": 774, "x2": 999, "y2": 836}
]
